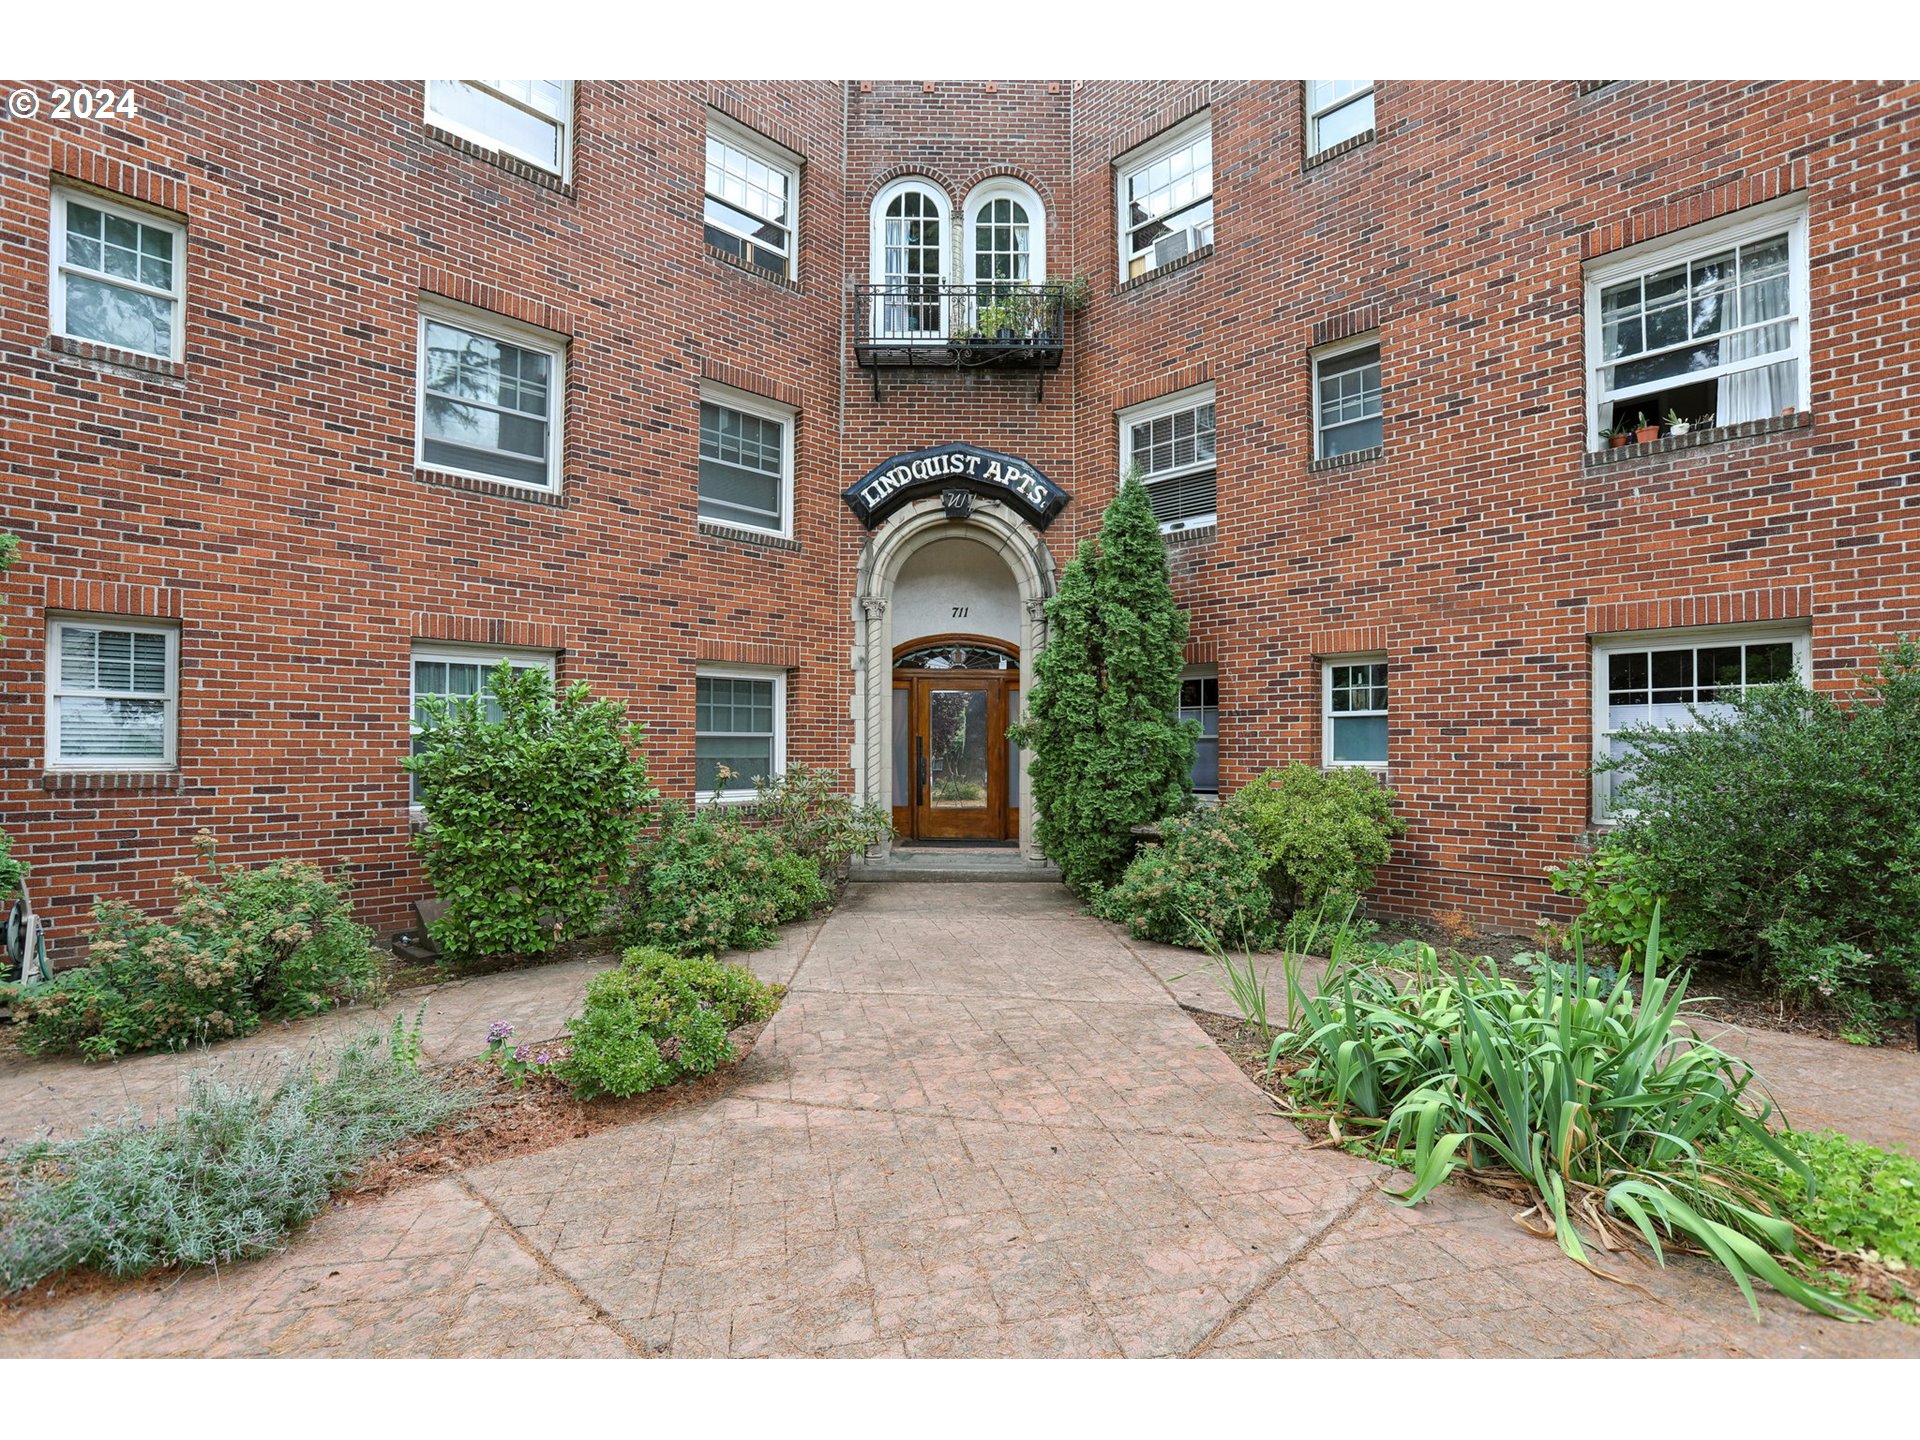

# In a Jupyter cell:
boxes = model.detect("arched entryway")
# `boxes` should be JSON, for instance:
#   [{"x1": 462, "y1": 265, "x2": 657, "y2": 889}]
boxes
[{"x1": 851, "y1": 495, "x2": 1057, "y2": 859}]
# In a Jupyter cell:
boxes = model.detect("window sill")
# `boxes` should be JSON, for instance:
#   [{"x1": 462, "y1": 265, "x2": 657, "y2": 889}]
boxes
[
  {"x1": 424, "y1": 124, "x2": 573, "y2": 196},
  {"x1": 1584, "y1": 411, "x2": 1812, "y2": 468},
  {"x1": 46, "y1": 334, "x2": 186, "y2": 381},
  {"x1": 698, "y1": 518, "x2": 800, "y2": 551},
  {"x1": 1309, "y1": 444, "x2": 1383, "y2": 474},
  {"x1": 703, "y1": 242, "x2": 802, "y2": 293},
  {"x1": 415, "y1": 466, "x2": 567, "y2": 505},
  {"x1": 43, "y1": 769, "x2": 181, "y2": 793},
  {"x1": 1162, "y1": 521, "x2": 1217, "y2": 548},
  {"x1": 1304, "y1": 128, "x2": 1376, "y2": 171},
  {"x1": 1115, "y1": 243, "x2": 1213, "y2": 296},
  {"x1": 696, "y1": 792, "x2": 762, "y2": 807}
]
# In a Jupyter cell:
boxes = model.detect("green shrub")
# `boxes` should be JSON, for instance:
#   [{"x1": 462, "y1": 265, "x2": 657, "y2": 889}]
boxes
[
  {"x1": 1228, "y1": 764, "x2": 1403, "y2": 916},
  {"x1": 1709, "y1": 1128, "x2": 1920, "y2": 1276},
  {"x1": 408, "y1": 664, "x2": 657, "y2": 964},
  {"x1": 6, "y1": 838, "x2": 383, "y2": 1059},
  {"x1": 1093, "y1": 809, "x2": 1276, "y2": 950},
  {"x1": 623, "y1": 803, "x2": 803, "y2": 956},
  {"x1": 0, "y1": 1030, "x2": 464, "y2": 1292},
  {"x1": 0, "y1": 533, "x2": 22, "y2": 901},
  {"x1": 1274, "y1": 916, "x2": 1859, "y2": 1318},
  {"x1": 1573, "y1": 641, "x2": 1920, "y2": 1035},
  {"x1": 1550, "y1": 842, "x2": 1691, "y2": 964},
  {"x1": 556, "y1": 947, "x2": 781, "y2": 1100},
  {"x1": 750, "y1": 763, "x2": 892, "y2": 882},
  {"x1": 1012, "y1": 474, "x2": 1195, "y2": 892}
]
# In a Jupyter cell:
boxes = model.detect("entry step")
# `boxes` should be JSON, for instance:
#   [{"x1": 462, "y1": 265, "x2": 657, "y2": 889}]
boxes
[{"x1": 850, "y1": 848, "x2": 1063, "y2": 883}]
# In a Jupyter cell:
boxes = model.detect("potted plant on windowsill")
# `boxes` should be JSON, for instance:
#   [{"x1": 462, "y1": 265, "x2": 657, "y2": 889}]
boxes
[
  {"x1": 1602, "y1": 424, "x2": 1630, "y2": 449},
  {"x1": 1633, "y1": 412, "x2": 1660, "y2": 445},
  {"x1": 1664, "y1": 408, "x2": 1691, "y2": 437}
]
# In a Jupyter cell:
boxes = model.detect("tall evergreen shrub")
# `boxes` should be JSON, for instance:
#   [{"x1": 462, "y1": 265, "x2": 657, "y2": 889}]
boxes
[{"x1": 1013, "y1": 474, "x2": 1195, "y2": 891}]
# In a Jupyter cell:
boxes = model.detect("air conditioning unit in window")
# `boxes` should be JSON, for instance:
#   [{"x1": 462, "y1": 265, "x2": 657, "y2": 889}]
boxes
[{"x1": 1153, "y1": 223, "x2": 1213, "y2": 270}]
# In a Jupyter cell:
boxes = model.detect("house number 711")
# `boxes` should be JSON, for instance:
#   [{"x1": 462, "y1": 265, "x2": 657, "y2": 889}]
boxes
[{"x1": 951, "y1": 606, "x2": 969, "y2": 619}]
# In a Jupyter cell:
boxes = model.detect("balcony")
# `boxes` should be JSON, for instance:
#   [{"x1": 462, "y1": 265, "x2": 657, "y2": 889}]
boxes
[{"x1": 853, "y1": 282, "x2": 1067, "y2": 397}]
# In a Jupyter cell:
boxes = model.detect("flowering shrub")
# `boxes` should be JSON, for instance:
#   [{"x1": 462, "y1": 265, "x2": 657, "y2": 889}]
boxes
[
  {"x1": 749, "y1": 763, "x2": 892, "y2": 882},
  {"x1": 483, "y1": 1020, "x2": 559, "y2": 1090},
  {"x1": 556, "y1": 947, "x2": 780, "y2": 1100},
  {"x1": 623, "y1": 803, "x2": 828, "y2": 957},
  {"x1": 5, "y1": 834, "x2": 383, "y2": 1059},
  {"x1": 1093, "y1": 808, "x2": 1277, "y2": 950}
]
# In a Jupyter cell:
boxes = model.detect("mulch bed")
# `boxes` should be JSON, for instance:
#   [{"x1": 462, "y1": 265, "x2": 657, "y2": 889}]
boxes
[{"x1": 1364, "y1": 915, "x2": 1917, "y2": 1052}]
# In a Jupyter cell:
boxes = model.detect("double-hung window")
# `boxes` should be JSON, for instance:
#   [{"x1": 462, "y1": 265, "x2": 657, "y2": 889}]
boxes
[
  {"x1": 696, "y1": 669, "x2": 786, "y2": 801},
  {"x1": 1120, "y1": 385, "x2": 1217, "y2": 532},
  {"x1": 50, "y1": 190, "x2": 185, "y2": 361},
  {"x1": 1314, "y1": 339, "x2": 1383, "y2": 458},
  {"x1": 698, "y1": 386, "x2": 793, "y2": 537},
  {"x1": 1591, "y1": 627, "x2": 1807, "y2": 818},
  {"x1": 704, "y1": 114, "x2": 800, "y2": 281},
  {"x1": 417, "y1": 304, "x2": 565, "y2": 493},
  {"x1": 425, "y1": 81, "x2": 571, "y2": 177},
  {"x1": 1585, "y1": 201, "x2": 1809, "y2": 447},
  {"x1": 1323, "y1": 657, "x2": 1388, "y2": 767},
  {"x1": 1178, "y1": 668, "x2": 1220, "y2": 795},
  {"x1": 47, "y1": 618, "x2": 179, "y2": 770},
  {"x1": 1306, "y1": 82, "x2": 1376, "y2": 156},
  {"x1": 1117, "y1": 113, "x2": 1213, "y2": 281},
  {"x1": 409, "y1": 645, "x2": 556, "y2": 802}
]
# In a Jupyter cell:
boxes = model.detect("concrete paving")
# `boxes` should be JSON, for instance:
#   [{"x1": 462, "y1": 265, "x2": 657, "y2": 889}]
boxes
[{"x1": 1, "y1": 884, "x2": 1914, "y2": 1358}]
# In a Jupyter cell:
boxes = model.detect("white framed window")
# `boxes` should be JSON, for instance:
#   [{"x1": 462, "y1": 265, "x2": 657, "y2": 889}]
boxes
[
  {"x1": 1584, "y1": 199, "x2": 1809, "y2": 449},
  {"x1": 696, "y1": 667, "x2": 786, "y2": 802},
  {"x1": 964, "y1": 178, "x2": 1046, "y2": 291},
  {"x1": 416, "y1": 301, "x2": 566, "y2": 493},
  {"x1": 704, "y1": 113, "x2": 800, "y2": 281},
  {"x1": 1116, "y1": 112, "x2": 1213, "y2": 281},
  {"x1": 1590, "y1": 625, "x2": 1808, "y2": 819},
  {"x1": 1314, "y1": 337, "x2": 1383, "y2": 458},
  {"x1": 46, "y1": 617, "x2": 179, "y2": 770},
  {"x1": 49, "y1": 189, "x2": 185, "y2": 361},
  {"x1": 871, "y1": 178, "x2": 950, "y2": 341},
  {"x1": 699, "y1": 383, "x2": 793, "y2": 537},
  {"x1": 1323, "y1": 656, "x2": 1388, "y2": 768},
  {"x1": 1307, "y1": 81, "x2": 1376, "y2": 155},
  {"x1": 1178, "y1": 667, "x2": 1220, "y2": 794},
  {"x1": 409, "y1": 644, "x2": 557, "y2": 803},
  {"x1": 425, "y1": 81, "x2": 571, "y2": 178},
  {"x1": 1119, "y1": 384, "x2": 1217, "y2": 533}
]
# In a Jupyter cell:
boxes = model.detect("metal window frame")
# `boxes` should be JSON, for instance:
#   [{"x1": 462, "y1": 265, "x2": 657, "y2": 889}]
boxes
[
  {"x1": 1117, "y1": 382, "x2": 1218, "y2": 532},
  {"x1": 1311, "y1": 333, "x2": 1384, "y2": 459},
  {"x1": 704, "y1": 110, "x2": 802, "y2": 280},
  {"x1": 1306, "y1": 81, "x2": 1376, "y2": 155},
  {"x1": 1113, "y1": 109, "x2": 1214, "y2": 279}
]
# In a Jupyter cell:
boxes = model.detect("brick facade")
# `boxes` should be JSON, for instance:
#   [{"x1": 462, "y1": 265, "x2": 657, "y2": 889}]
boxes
[{"x1": 4, "y1": 79, "x2": 1917, "y2": 954}]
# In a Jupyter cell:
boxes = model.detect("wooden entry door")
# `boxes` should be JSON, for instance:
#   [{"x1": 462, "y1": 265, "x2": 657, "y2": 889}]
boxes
[{"x1": 907, "y1": 673, "x2": 1010, "y2": 841}]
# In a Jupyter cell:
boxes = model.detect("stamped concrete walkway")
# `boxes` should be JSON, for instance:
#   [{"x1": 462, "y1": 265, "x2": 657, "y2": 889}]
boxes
[{"x1": 2, "y1": 884, "x2": 1916, "y2": 1358}]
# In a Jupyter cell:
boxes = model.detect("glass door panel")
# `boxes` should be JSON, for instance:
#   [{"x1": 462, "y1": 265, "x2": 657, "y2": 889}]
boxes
[{"x1": 928, "y1": 688, "x2": 989, "y2": 810}]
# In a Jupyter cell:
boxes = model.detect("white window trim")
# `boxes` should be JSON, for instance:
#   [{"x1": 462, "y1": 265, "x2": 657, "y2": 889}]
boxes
[
  {"x1": 415, "y1": 298, "x2": 567, "y2": 495},
  {"x1": 423, "y1": 81, "x2": 573, "y2": 182},
  {"x1": 1321, "y1": 654, "x2": 1388, "y2": 770},
  {"x1": 1312, "y1": 332, "x2": 1383, "y2": 460},
  {"x1": 698, "y1": 381, "x2": 796, "y2": 540},
  {"x1": 705, "y1": 110, "x2": 802, "y2": 281},
  {"x1": 962, "y1": 177, "x2": 1046, "y2": 287},
  {"x1": 869, "y1": 177, "x2": 952, "y2": 342},
  {"x1": 695, "y1": 665, "x2": 787, "y2": 805},
  {"x1": 1117, "y1": 382, "x2": 1218, "y2": 534},
  {"x1": 45, "y1": 615, "x2": 180, "y2": 771},
  {"x1": 1588, "y1": 622, "x2": 1810, "y2": 823},
  {"x1": 48, "y1": 188, "x2": 187, "y2": 363},
  {"x1": 1581, "y1": 197, "x2": 1811, "y2": 449},
  {"x1": 1114, "y1": 109, "x2": 1214, "y2": 280},
  {"x1": 1307, "y1": 82, "x2": 1376, "y2": 156},
  {"x1": 408, "y1": 643, "x2": 557, "y2": 816}
]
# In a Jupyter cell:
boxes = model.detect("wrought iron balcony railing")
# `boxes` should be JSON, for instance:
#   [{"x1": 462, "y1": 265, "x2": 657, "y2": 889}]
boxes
[{"x1": 852, "y1": 282, "x2": 1068, "y2": 372}]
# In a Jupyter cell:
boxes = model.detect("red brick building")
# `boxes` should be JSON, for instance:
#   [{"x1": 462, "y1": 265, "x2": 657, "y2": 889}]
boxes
[{"x1": 4, "y1": 79, "x2": 1916, "y2": 952}]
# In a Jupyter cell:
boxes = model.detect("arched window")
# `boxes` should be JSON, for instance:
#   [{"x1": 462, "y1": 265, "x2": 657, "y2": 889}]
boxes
[
  {"x1": 894, "y1": 641, "x2": 1018, "y2": 672},
  {"x1": 871, "y1": 179, "x2": 950, "y2": 340},
  {"x1": 964, "y1": 180, "x2": 1045, "y2": 299}
]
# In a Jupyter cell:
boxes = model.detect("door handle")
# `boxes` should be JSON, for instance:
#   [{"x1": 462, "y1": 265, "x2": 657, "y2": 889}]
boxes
[{"x1": 916, "y1": 735, "x2": 927, "y2": 805}]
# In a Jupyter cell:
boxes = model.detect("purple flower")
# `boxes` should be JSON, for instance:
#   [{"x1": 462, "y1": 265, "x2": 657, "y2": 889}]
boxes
[
  {"x1": 487, "y1": 1020, "x2": 514, "y2": 1044},
  {"x1": 513, "y1": 1045, "x2": 532, "y2": 1063},
  {"x1": 535, "y1": 1051, "x2": 552, "y2": 1066}
]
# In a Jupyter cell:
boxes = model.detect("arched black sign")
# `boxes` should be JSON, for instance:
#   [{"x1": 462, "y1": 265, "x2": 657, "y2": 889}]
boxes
[{"x1": 844, "y1": 443, "x2": 1069, "y2": 531}]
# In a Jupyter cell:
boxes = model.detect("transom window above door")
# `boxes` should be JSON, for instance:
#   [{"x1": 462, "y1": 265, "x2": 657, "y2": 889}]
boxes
[
  {"x1": 871, "y1": 179, "x2": 950, "y2": 341},
  {"x1": 895, "y1": 642, "x2": 1017, "y2": 671}
]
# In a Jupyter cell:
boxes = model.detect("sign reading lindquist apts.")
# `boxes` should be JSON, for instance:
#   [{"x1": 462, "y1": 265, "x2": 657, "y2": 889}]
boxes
[{"x1": 844, "y1": 443, "x2": 1069, "y2": 531}]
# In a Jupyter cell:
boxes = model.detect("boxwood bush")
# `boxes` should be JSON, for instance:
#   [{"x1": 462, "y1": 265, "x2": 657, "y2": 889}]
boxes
[
  {"x1": 1227, "y1": 764, "x2": 1403, "y2": 918},
  {"x1": 557, "y1": 947, "x2": 781, "y2": 1100},
  {"x1": 623, "y1": 803, "x2": 829, "y2": 957}
]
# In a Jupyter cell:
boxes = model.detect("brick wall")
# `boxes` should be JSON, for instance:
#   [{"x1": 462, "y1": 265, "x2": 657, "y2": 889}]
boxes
[{"x1": 4, "y1": 78, "x2": 1917, "y2": 952}]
